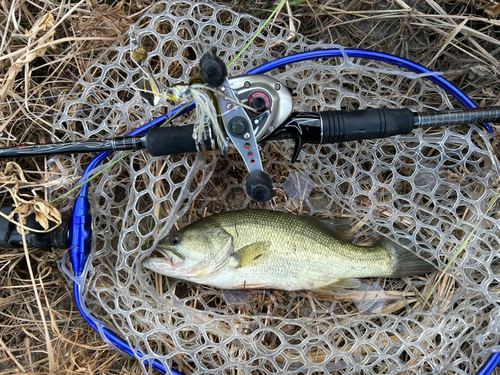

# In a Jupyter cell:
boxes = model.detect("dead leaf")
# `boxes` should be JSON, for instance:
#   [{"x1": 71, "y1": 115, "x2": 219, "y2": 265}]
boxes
[
  {"x1": 0, "y1": 161, "x2": 27, "y2": 184},
  {"x1": 486, "y1": 2, "x2": 500, "y2": 17},
  {"x1": 483, "y1": 87, "x2": 495, "y2": 97},
  {"x1": 0, "y1": 162, "x2": 61, "y2": 233},
  {"x1": 13, "y1": 194, "x2": 62, "y2": 231},
  {"x1": 25, "y1": 13, "x2": 55, "y2": 39}
]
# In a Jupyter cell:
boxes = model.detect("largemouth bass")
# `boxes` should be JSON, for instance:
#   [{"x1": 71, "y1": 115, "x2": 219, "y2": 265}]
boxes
[{"x1": 143, "y1": 210, "x2": 435, "y2": 294}]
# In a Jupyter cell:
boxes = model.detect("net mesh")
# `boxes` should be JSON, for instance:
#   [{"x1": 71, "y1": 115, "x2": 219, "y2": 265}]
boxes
[{"x1": 49, "y1": 1, "x2": 500, "y2": 374}]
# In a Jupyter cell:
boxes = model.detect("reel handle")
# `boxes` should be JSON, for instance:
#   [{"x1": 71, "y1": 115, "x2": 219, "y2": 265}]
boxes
[
  {"x1": 245, "y1": 170, "x2": 275, "y2": 202},
  {"x1": 199, "y1": 51, "x2": 227, "y2": 87}
]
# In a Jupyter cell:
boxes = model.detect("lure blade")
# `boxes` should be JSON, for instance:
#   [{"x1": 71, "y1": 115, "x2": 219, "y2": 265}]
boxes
[
  {"x1": 137, "y1": 68, "x2": 161, "y2": 107},
  {"x1": 129, "y1": 27, "x2": 162, "y2": 107}
]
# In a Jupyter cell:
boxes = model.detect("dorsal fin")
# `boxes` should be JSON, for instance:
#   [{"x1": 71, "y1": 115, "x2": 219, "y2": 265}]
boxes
[{"x1": 307, "y1": 216, "x2": 356, "y2": 241}]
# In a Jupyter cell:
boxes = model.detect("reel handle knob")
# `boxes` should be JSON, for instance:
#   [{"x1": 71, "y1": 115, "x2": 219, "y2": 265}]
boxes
[
  {"x1": 245, "y1": 170, "x2": 275, "y2": 202},
  {"x1": 200, "y1": 51, "x2": 227, "y2": 87}
]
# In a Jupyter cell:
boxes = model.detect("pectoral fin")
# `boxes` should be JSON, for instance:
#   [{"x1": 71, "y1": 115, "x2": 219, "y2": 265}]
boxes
[
  {"x1": 314, "y1": 278, "x2": 361, "y2": 296},
  {"x1": 230, "y1": 241, "x2": 272, "y2": 268}
]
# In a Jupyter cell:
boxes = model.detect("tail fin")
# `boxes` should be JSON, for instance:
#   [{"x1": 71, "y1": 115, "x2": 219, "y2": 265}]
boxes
[{"x1": 381, "y1": 238, "x2": 437, "y2": 278}]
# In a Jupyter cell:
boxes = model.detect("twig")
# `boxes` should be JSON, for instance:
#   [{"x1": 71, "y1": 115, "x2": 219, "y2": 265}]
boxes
[
  {"x1": 0, "y1": 336, "x2": 25, "y2": 372},
  {"x1": 19, "y1": 213, "x2": 55, "y2": 372}
]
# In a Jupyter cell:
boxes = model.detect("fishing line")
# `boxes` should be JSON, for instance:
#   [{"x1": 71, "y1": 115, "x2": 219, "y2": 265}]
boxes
[
  {"x1": 0, "y1": 86, "x2": 172, "y2": 126},
  {"x1": 0, "y1": 82, "x2": 138, "y2": 105},
  {"x1": 1, "y1": 84, "x2": 257, "y2": 132}
]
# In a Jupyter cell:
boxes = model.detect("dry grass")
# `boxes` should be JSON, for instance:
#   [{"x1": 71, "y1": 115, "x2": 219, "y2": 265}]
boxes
[{"x1": 1, "y1": 0, "x2": 500, "y2": 374}]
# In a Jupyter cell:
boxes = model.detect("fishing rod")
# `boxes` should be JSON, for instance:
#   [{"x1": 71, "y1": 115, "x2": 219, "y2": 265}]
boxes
[
  {"x1": 1, "y1": 110, "x2": 498, "y2": 205},
  {"x1": 2, "y1": 105, "x2": 499, "y2": 160},
  {"x1": 2, "y1": 48, "x2": 499, "y2": 375},
  {"x1": 0, "y1": 51, "x2": 499, "y2": 202}
]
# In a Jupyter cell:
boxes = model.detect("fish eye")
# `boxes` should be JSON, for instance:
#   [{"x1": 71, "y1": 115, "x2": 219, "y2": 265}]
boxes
[{"x1": 169, "y1": 234, "x2": 182, "y2": 246}]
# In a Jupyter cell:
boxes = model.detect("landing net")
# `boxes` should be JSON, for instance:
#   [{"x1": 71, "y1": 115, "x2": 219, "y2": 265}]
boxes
[{"x1": 50, "y1": 1, "x2": 500, "y2": 373}]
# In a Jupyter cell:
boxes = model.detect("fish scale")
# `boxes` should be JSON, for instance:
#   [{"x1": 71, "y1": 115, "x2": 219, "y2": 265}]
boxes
[
  {"x1": 143, "y1": 210, "x2": 435, "y2": 293},
  {"x1": 208, "y1": 210, "x2": 393, "y2": 290}
]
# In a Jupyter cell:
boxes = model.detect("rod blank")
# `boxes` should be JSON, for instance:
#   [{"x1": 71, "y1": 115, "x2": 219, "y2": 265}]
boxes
[
  {"x1": 0, "y1": 136, "x2": 145, "y2": 159},
  {"x1": 415, "y1": 107, "x2": 500, "y2": 128}
]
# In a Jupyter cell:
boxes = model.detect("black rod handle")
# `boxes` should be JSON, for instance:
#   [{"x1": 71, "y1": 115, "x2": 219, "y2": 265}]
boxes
[
  {"x1": 145, "y1": 124, "x2": 216, "y2": 156},
  {"x1": 319, "y1": 108, "x2": 415, "y2": 144}
]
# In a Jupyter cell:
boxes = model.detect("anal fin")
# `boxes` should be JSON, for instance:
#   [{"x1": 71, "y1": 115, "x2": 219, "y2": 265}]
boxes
[{"x1": 314, "y1": 278, "x2": 361, "y2": 296}]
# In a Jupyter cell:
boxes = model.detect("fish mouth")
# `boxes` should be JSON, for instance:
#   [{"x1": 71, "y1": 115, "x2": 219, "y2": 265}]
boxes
[
  {"x1": 143, "y1": 248, "x2": 180, "y2": 271},
  {"x1": 154, "y1": 248, "x2": 172, "y2": 261},
  {"x1": 143, "y1": 247, "x2": 216, "y2": 280}
]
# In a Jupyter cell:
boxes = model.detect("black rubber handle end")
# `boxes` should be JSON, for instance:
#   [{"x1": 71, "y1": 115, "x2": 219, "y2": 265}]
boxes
[
  {"x1": 245, "y1": 170, "x2": 275, "y2": 202},
  {"x1": 0, "y1": 206, "x2": 69, "y2": 248}
]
